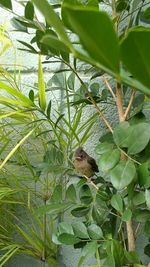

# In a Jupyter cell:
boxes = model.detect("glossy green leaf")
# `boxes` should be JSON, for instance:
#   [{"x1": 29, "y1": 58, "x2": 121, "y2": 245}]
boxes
[
  {"x1": 18, "y1": 40, "x2": 37, "y2": 53},
  {"x1": 134, "y1": 209, "x2": 150, "y2": 222},
  {"x1": 143, "y1": 6, "x2": 150, "y2": 19},
  {"x1": 71, "y1": 206, "x2": 90, "y2": 217},
  {"x1": 111, "y1": 194, "x2": 123, "y2": 213},
  {"x1": 58, "y1": 233, "x2": 80, "y2": 245},
  {"x1": 79, "y1": 184, "x2": 93, "y2": 205},
  {"x1": 78, "y1": 241, "x2": 98, "y2": 267},
  {"x1": 138, "y1": 162, "x2": 150, "y2": 188},
  {"x1": 32, "y1": 0, "x2": 71, "y2": 46},
  {"x1": 62, "y1": 4, "x2": 120, "y2": 74},
  {"x1": 113, "y1": 121, "x2": 130, "y2": 147},
  {"x1": 98, "y1": 149, "x2": 120, "y2": 172},
  {"x1": 41, "y1": 34, "x2": 70, "y2": 53},
  {"x1": 0, "y1": 0, "x2": 12, "y2": 9},
  {"x1": 121, "y1": 27, "x2": 150, "y2": 90},
  {"x1": 132, "y1": 192, "x2": 145, "y2": 205},
  {"x1": 145, "y1": 189, "x2": 150, "y2": 209},
  {"x1": 87, "y1": 224, "x2": 103, "y2": 239},
  {"x1": 110, "y1": 160, "x2": 136, "y2": 190},
  {"x1": 58, "y1": 222, "x2": 74, "y2": 235},
  {"x1": 125, "y1": 251, "x2": 140, "y2": 264},
  {"x1": 122, "y1": 209, "x2": 132, "y2": 221},
  {"x1": 95, "y1": 142, "x2": 114, "y2": 155},
  {"x1": 25, "y1": 1, "x2": 34, "y2": 20},
  {"x1": 127, "y1": 123, "x2": 150, "y2": 154},
  {"x1": 72, "y1": 221, "x2": 89, "y2": 239},
  {"x1": 38, "y1": 54, "x2": 46, "y2": 111},
  {"x1": 37, "y1": 202, "x2": 73, "y2": 215},
  {"x1": 51, "y1": 185, "x2": 62, "y2": 203},
  {"x1": 66, "y1": 184, "x2": 77, "y2": 202},
  {"x1": 144, "y1": 220, "x2": 150, "y2": 237},
  {"x1": 144, "y1": 244, "x2": 150, "y2": 257}
]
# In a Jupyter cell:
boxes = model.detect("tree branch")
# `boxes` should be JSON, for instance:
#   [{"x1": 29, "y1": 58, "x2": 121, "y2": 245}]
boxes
[{"x1": 124, "y1": 90, "x2": 136, "y2": 120}]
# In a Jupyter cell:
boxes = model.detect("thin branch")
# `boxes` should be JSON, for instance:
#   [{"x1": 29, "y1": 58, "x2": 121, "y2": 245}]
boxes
[
  {"x1": 61, "y1": 58, "x2": 113, "y2": 133},
  {"x1": 124, "y1": 90, "x2": 136, "y2": 120},
  {"x1": 116, "y1": 83, "x2": 124, "y2": 122},
  {"x1": 83, "y1": 175, "x2": 99, "y2": 190},
  {"x1": 126, "y1": 220, "x2": 135, "y2": 251},
  {"x1": 103, "y1": 76, "x2": 116, "y2": 101}
]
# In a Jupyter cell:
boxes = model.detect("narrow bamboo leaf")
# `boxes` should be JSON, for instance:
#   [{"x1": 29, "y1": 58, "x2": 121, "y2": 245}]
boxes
[
  {"x1": 37, "y1": 202, "x2": 73, "y2": 215},
  {"x1": 38, "y1": 54, "x2": 46, "y2": 111},
  {"x1": 111, "y1": 194, "x2": 123, "y2": 213},
  {"x1": 121, "y1": 27, "x2": 150, "y2": 90},
  {"x1": 32, "y1": 0, "x2": 71, "y2": 47},
  {"x1": 0, "y1": 128, "x2": 35, "y2": 170},
  {"x1": 62, "y1": 4, "x2": 120, "y2": 74},
  {"x1": 25, "y1": 1, "x2": 34, "y2": 20},
  {"x1": 0, "y1": 81, "x2": 34, "y2": 106},
  {"x1": 110, "y1": 160, "x2": 136, "y2": 190}
]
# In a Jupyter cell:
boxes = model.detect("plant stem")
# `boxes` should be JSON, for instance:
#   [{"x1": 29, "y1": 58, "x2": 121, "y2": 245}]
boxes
[
  {"x1": 115, "y1": 83, "x2": 135, "y2": 262},
  {"x1": 124, "y1": 90, "x2": 136, "y2": 120},
  {"x1": 42, "y1": 199, "x2": 47, "y2": 263}
]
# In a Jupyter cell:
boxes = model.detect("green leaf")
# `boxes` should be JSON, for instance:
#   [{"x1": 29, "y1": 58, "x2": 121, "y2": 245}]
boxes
[
  {"x1": 116, "y1": 0, "x2": 129, "y2": 12},
  {"x1": 127, "y1": 123, "x2": 150, "y2": 154},
  {"x1": 38, "y1": 54, "x2": 46, "y2": 111},
  {"x1": 41, "y1": 34, "x2": 70, "y2": 53},
  {"x1": 58, "y1": 222, "x2": 74, "y2": 235},
  {"x1": 51, "y1": 185, "x2": 62, "y2": 203},
  {"x1": 18, "y1": 40, "x2": 37, "y2": 53},
  {"x1": 11, "y1": 17, "x2": 28, "y2": 32},
  {"x1": 32, "y1": 0, "x2": 71, "y2": 46},
  {"x1": 72, "y1": 221, "x2": 89, "y2": 239},
  {"x1": 25, "y1": 1, "x2": 34, "y2": 20},
  {"x1": 144, "y1": 244, "x2": 150, "y2": 257},
  {"x1": 134, "y1": 209, "x2": 150, "y2": 222},
  {"x1": 113, "y1": 121, "x2": 130, "y2": 147},
  {"x1": 145, "y1": 189, "x2": 150, "y2": 209},
  {"x1": 138, "y1": 162, "x2": 150, "y2": 188},
  {"x1": 58, "y1": 233, "x2": 80, "y2": 245},
  {"x1": 132, "y1": 192, "x2": 145, "y2": 205},
  {"x1": 95, "y1": 142, "x2": 114, "y2": 155},
  {"x1": 144, "y1": 220, "x2": 150, "y2": 237},
  {"x1": 0, "y1": 0, "x2": 12, "y2": 9},
  {"x1": 78, "y1": 241, "x2": 98, "y2": 267},
  {"x1": 122, "y1": 209, "x2": 132, "y2": 222},
  {"x1": 125, "y1": 251, "x2": 140, "y2": 264},
  {"x1": 98, "y1": 149, "x2": 120, "y2": 172},
  {"x1": 66, "y1": 184, "x2": 77, "y2": 202},
  {"x1": 79, "y1": 184, "x2": 93, "y2": 205},
  {"x1": 143, "y1": 6, "x2": 150, "y2": 20},
  {"x1": 62, "y1": 4, "x2": 120, "y2": 75},
  {"x1": 37, "y1": 202, "x2": 73, "y2": 215},
  {"x1": 87, "y1": 224, "x2": 103, "y2": 239},
  {"x1": 71, "y1": 206, "x2": 90, "y2": 217},
  {"x1": 0, "y1": 81, "x2": 34, "y2": 107},
  {"x1": 110, "y1": 160, "x2": 136, "y2": 190},
  {"x1": 121, "y1": 27, "x2": 150, "y2": 90},
  {"x1": 111, "y1": 194, "x2": 123, "y2": 213}
]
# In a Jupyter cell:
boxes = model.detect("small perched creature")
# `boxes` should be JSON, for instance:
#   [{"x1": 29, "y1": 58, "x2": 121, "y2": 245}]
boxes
[{"x1": 73, "y1": 147, "x2": 99, "y2": 178}]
